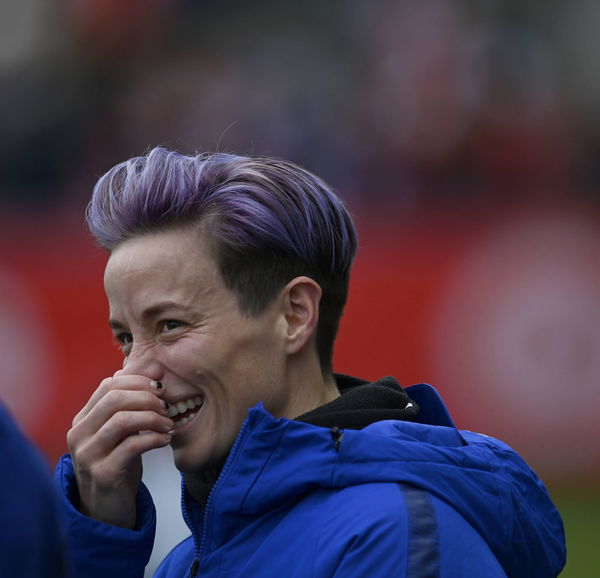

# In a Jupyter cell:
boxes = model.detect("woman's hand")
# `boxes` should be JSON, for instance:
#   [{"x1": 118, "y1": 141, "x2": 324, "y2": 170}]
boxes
[{"x1": 66, "y1": 373, "x2": 173, "y2": 529}]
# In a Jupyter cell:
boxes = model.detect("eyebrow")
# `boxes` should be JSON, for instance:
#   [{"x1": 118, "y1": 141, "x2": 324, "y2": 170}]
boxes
[
  {"x1": 109, "y1": 301, "x2": 190, "y2": 331},
  {"x1": 109, "y1": 319, "x2": 126, "y2": 331}
]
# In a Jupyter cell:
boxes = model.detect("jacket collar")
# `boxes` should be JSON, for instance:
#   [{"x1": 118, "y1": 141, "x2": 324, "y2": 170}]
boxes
[{"x1": 184, "y1": 383, "x2": 465, "y2": 553}]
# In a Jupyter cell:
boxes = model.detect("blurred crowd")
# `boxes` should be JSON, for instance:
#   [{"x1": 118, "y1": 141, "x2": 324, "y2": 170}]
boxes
[{"x1": 1, "y1": 0, "x2": 599, "y2": 211}]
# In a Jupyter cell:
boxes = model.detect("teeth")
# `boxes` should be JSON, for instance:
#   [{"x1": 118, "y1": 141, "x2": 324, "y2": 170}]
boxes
[
  {"x1": 167, "y1": 396, "x2": 203, "y2": 418},
  {"x1": 173, "y1": 411, "x2": 197, "y2": 428}
]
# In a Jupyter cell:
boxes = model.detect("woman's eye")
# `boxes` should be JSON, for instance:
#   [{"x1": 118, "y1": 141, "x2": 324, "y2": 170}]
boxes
[
  {"x1": 161, "y1": 320, "x2": 182, "y2": 332},
  {"x1": 115, "y1": 332, "x2": 133, "y2": 354},
  {"x1": 118, "y1": 332, "x2": 133, "y2": 345}
]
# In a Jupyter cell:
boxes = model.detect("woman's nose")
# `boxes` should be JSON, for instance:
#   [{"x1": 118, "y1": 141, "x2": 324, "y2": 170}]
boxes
[{"x1": 118, "y1": 343, "x2": 164, "y2": 382}]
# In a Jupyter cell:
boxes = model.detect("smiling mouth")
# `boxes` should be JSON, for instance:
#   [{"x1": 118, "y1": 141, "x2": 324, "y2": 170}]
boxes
[{"x1": 167, "y1": 396, "x2": 204, "y2": 428}]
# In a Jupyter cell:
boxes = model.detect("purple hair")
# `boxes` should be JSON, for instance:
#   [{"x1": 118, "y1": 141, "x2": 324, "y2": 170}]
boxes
[{"x1": 86, "y1": 147, "x2": 357, "y2": 373}]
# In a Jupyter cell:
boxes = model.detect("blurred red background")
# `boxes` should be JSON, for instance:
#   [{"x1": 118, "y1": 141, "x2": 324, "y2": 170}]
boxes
[{"x1": 2, "y1": 199, "x2": 598, "y2": 489}]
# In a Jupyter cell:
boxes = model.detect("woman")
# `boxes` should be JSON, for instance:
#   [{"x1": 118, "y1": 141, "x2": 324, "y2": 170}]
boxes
[{"x1": 55, "y1": 147, "x2": 565, "y2": 577}]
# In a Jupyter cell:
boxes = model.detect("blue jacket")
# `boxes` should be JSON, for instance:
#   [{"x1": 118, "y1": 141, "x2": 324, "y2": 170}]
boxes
[
  {"x1": 0, "y1": 402, "x2": 71, "y2": 577},
  {"x1": 55, "y1": 383, "x2": 565, "y2": 577}
]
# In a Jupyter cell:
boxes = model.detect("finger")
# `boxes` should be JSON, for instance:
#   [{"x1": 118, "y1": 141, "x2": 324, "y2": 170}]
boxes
[
  {"x1": 70, "y1": 389, "x2": 169, "y2": 447},
  {"x1": 113, "y1": 430, "x2": 172, "y2": 464},
  {"x1": 94, "y1": 431, "x2": 172, "y2": 482},
  {"x1": 98, "y1": 410, "x2": 174, "y2": 450},
  {"x1": 74, "y1": 375, "x2": 165, "y2": 425},
  {"x1": 72, "y1": 410, "x2": 173, "y2": 464},
  {"x1": 76, "y1": 431, "x2": 172, "y2": 493}
]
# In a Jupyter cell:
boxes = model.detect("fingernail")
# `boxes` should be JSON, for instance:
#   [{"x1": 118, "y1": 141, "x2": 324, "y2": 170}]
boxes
[
  {"x1": 163, "y1": 400, "x2": 170, "y2": 410},
  {"x1": 151, "y1": 380, "x2": 163, "y2": 390}
]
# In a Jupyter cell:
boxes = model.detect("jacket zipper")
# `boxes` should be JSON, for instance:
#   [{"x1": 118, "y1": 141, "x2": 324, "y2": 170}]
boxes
[
  {"x1": 185, "y1": 417, "x2": 252, "y2": 575},
  {"x1": 189, "y1": 558, "x2": 199, "y2": 576},
  {"x1": 181, "y1": 478, "x2": 202, "y2": 577},
  {"x1": 197, "y1": 419, "x2": 252, "y2": 559}
]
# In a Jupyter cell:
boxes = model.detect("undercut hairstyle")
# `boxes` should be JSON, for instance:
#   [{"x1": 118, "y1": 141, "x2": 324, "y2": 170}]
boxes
[{"x1": 86, "y1": 147, "x2": 358, "y2": 374}]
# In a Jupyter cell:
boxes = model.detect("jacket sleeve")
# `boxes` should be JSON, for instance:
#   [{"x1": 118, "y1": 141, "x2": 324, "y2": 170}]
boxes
[
  {"x1": 311, "y1": 483, "x2": 410, "y2": 578},
  {"x1": 54, "y1": 454, "x2": 156, "y2": 578},
  {"x1": 314, "y1": 482, "x2": 508, "y2": 578}
]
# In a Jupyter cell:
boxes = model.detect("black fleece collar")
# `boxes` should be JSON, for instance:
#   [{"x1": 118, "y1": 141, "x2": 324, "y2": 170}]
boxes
[{"x1": 295, "y1": 374, "x2": 419, "y2": 430}]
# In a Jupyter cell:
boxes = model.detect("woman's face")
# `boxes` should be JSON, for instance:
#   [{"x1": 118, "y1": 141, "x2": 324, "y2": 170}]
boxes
[{"x1": 103, "y1": 228, "x2": 292, "y2": 473}]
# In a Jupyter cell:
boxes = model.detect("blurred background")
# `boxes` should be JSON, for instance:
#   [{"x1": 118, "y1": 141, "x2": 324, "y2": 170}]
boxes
[{"x1": 0, "y1": 0, "x2": 598, "y2": 575}]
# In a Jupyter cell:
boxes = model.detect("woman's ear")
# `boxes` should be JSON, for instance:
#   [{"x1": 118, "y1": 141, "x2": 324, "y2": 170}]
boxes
[{"x1": 281, "y1": 276, "x2": 322, "y2": 355}]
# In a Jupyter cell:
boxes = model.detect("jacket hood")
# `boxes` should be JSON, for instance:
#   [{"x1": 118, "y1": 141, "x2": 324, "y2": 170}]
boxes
[
  {"x1": 295, "y1": 374, "x2": 421, "y2": 428},
  {"x1": 185, "y1": 380, "x2": 565, "y2": 578}
]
